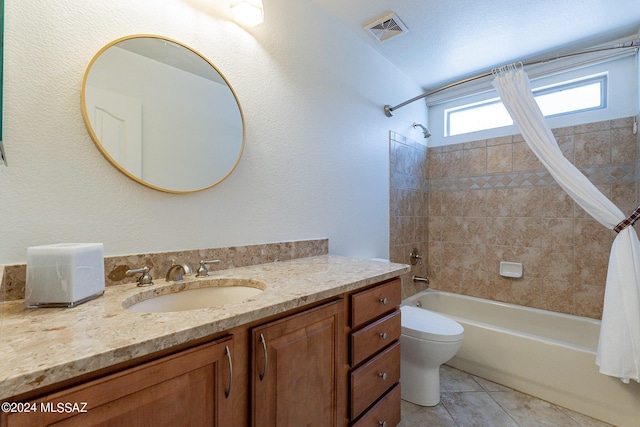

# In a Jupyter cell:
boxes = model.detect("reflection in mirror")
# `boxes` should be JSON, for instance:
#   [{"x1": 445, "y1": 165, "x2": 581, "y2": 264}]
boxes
[{"x1": 81, "y1": 35, "x2": 244, "y2": 193}]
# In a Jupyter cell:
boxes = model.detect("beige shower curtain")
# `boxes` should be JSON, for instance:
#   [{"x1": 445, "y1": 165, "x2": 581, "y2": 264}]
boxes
[{"x1": 492, "y1": 66, "x2": 640, "y2": 383}]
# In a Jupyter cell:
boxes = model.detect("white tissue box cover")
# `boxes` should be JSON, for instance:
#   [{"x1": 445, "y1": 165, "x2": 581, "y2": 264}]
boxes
[{"x1": 26, "y1": 243, "x2": 105, "y2": 307}]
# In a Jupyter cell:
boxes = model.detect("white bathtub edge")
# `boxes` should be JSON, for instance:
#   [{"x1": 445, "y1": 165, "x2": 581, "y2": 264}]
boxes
[{"x1": 404, "y1": 290, "x2": 640, "y2": 427}]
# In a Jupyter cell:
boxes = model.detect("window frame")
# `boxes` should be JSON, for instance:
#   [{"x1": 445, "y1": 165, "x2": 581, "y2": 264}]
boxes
[
  {"x1": 444, "y1": 73, "x2": 608, "y2": 137},
  {"x1": 426, "y1": 52, "x2": 637, "y2": 147}
]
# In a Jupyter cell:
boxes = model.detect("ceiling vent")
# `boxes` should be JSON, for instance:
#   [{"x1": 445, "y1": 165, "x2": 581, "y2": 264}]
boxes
[{"x1": 364, "y1": 12, "x2": 409, "y2": 43}]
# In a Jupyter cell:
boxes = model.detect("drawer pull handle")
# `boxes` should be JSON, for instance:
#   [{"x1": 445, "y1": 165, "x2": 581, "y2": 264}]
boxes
[
  {"x1": 224, "y1": 345, "x2": 233, "y2": 398},
  {"x1": 379, "y1": 372, "x2": 387, "y2": 381},
  {"x1": 379, "y1": 297, "x2": 388, "y2": 305},
  {"x1": 379, "y1": 332, "x2": 388, "y2": 340},
  {"x1": 379, "y1": 422, "x2": 387, "y2": 427},
  {"x1": 259, "y1": 333, "x2": 268, "y2": 381}
]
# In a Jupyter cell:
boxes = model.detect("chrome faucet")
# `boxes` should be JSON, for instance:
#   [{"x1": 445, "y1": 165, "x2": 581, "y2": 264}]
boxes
[
  {"x1": 126, "y1": 266, "x2": 154, "y2": 287},
  {"x1": 165, "y1": 261, "x2": 193, "y2": 282}
]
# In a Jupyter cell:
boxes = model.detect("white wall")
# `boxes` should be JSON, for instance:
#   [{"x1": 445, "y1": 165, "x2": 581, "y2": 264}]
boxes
[{"x1": 0, "y1": 0, "x2": 426, "y2": 263}]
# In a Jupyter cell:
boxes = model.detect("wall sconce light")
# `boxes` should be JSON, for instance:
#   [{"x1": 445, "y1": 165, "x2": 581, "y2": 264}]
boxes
[{"x1": 230, "y1": 0, "x2": 264, "y2": 27}]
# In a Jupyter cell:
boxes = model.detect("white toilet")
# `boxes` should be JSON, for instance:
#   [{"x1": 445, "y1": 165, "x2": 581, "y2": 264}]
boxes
[{"x1": 400, "y1": 305, "x2": 464, "y2": 406}]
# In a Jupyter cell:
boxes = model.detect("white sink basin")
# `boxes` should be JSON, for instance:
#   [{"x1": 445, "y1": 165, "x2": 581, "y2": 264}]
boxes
[{"x1": 123, "y1": 278, "x2": 266, "y2": 313}]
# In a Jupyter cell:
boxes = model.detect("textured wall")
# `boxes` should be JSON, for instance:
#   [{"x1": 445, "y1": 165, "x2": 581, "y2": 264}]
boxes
[
  {"x1": 427, "y1": 117, "x2": 638, "y2": 318},
  {"x1": 0, "y1": 0, "x2": 427, "y2": 265}
]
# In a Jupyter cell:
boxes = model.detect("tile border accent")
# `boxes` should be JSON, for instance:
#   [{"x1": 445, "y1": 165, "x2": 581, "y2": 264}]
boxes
[{"x1": 430, "y1": 164, "x2": 635, "y2": 192}]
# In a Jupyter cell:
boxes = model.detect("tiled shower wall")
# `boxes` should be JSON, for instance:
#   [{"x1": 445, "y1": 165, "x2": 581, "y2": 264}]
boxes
[
  {"x1": 389, "y1": 132, "x2": 430, "y2": 299},
  {"x1": 391, "y1": 117, "x2": 639, "y2": 319}
]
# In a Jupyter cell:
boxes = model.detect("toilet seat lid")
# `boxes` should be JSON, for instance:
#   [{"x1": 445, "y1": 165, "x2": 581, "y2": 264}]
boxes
[{"x1": 401, "y1": 305, "x2": 464, "y2": 342}]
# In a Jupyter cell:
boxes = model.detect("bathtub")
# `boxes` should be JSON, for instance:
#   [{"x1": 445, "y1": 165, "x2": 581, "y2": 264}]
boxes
[{"x1": 403, "y1": 290, "x2": 640, "y2": 427}]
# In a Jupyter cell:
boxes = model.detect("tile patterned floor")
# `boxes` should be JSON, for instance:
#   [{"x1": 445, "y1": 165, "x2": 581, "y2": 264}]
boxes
[{"x1": 398, "y1": 365, "x2": 613, "y2": 427}]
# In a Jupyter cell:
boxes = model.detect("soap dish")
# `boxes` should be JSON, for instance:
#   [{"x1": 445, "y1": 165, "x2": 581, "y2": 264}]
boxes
[{"x1": 500, "y1": 261, "x2": 523, "y2": 278}]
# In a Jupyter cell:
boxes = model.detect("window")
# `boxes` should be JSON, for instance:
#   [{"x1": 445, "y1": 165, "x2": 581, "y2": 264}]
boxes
[{"x1": 445, "y1": 74, "x2": 607, "y2": 137}]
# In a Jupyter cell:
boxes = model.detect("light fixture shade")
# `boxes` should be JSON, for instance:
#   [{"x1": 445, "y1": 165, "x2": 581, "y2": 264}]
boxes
[{"x1": 230, "y1": 0, "x2": 264, "y2": 27}]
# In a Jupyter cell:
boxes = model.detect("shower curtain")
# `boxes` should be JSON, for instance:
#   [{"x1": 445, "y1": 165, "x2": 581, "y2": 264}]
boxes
[{"x1": 492, "y1": 67, "x2": 640, "y2": 384}]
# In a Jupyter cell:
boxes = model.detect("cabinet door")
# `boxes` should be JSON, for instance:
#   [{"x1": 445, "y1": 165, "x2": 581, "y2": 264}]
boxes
[
  {"x1": 251, "y1": 300, "x2": 343, "y2": 427},
  {"x1": 3, "y1": 337, "x2": 234, "y2": 427}
]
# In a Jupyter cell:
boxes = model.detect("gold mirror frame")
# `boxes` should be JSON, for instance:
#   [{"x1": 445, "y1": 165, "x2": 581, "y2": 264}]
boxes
[{"x1": 81, "y1": 35, "x2": 245, "y2": 194}]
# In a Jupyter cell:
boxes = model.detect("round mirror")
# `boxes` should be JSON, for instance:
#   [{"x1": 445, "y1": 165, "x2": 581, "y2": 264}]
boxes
[{"x1": 81, "y1": 35, "x2": 245, "y2": 193}]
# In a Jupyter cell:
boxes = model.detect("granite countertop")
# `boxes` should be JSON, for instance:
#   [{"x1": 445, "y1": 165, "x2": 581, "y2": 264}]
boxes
[{"x1": 0, "y1": 255, "x2": 409, "y2": 400}]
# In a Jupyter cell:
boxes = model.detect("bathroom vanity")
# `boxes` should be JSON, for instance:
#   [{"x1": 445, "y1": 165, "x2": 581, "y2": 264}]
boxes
[{"x1": 0, "y1": 255, "x2": 408, "y2": 426}]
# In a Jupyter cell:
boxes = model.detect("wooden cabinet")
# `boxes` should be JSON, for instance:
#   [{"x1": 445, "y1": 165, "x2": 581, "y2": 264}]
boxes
[
  {"x1": 251, "y1": 300, "x2": 343, "y2": 427},
  {"x1": 350, "y1": 279, "x2": 401, "y2": 330},
  {"x1": 3, "y1": 337, "x2": 234, "y2": 427},
  {"x1": 2, "y1": 275, "x2": 403, "y2": 427},
  {"x1": 350, "y1": 342, "x2": 401, "y2": 420},
  {"x1": 351, "y1": 310, "x2": 401, "y2": 367},
  {"x1": 348, "y1": 278, "x2": 401, "y2": 427},
  {"x1": 351, "y1": 384, "x2": 401, "y2": 427}
]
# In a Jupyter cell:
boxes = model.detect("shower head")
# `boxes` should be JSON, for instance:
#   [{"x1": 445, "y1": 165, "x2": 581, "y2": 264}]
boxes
[{"x1": 412, "y1": 122, "x2": 431, "y2": 139}]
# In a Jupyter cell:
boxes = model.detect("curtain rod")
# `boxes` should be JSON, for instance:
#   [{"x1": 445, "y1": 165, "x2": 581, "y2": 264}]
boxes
[{"x1": 383, "y1": 39, "x2": 640, "y2": 117}]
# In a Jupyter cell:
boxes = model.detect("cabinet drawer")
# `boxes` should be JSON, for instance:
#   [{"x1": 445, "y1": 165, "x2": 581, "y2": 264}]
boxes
[
  {"x1": 351, "y1": 310, "x2": 400, "y2": 367},
  {"x1": 351, "y1": 279, "x2": 401, "y2": 329},
  {"x1": 351, "y1": 383, "x2": 401, "y2": 427},
  {"x1": 350, "y1": 341, "x2": 400, "y2": 420}
]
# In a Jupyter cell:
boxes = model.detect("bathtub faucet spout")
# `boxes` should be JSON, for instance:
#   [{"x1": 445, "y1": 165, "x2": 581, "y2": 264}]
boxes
[{"x1": 412, "y1": 275, "x2": 430, "y2": 285}]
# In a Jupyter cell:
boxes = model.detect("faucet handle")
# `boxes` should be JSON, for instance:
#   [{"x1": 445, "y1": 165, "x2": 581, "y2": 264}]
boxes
[
  {"x1": 126, "y1": 266, "x2": 154, "y2": 287},
  {"x1": 409, "y1": 248, "x2": 423, "y2": 265},
  {"x1": 195, "y1": 259, "x2": 221, "y2": 278}
]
